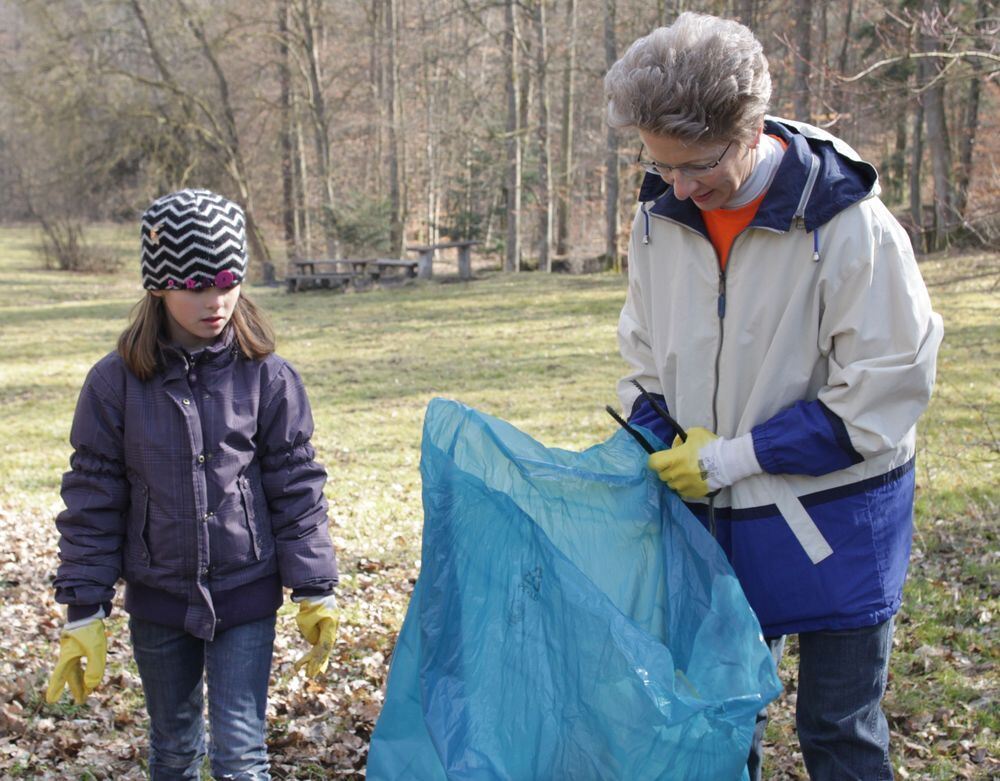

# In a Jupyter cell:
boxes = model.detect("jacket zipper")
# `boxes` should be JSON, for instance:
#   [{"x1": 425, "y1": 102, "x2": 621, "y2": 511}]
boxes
[
  {"x1": 644, "y1": 213, "x2": 779, "y2": 426},
  {"x1": 645, "y1": 149, "x2": 823, "y2": 536},
  {"x1": 646, "y1": 211, "x2": 765, "y2": 538},
  {"x1": 711, "y1": 225, "x2": 763, "y2": 426},
  {"x1": 712, "y1": 270, "x2": 726, "y2": 431}
]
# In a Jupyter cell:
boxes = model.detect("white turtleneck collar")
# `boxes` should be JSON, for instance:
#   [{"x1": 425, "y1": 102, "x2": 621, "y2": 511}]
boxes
[{"x1": 724, "y1": 133, "x2": 785, "y2": 209}]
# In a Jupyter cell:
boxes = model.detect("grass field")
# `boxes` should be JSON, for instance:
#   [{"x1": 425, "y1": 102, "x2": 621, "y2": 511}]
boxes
[{"x1": 0, "y1": 225, "x2": 996, "y2": 779}]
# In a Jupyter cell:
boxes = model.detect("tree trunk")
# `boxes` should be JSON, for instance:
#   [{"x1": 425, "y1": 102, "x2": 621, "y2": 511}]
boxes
[
  {"x1": 891, "y1": 111, "x2": 907, "y2": 205},
  {"x1": 954, "y1": 0, "x2": 988, "y2": 222},
  {"x1": 368, "y1": 0, "x2": 384, "y2": 199},
  {"x1": 518, "y1": 21, "x2": 532, "y2": 159},
  {"x1": 921, "y1": 3, "x2": 955, "y2": 249},
  {"x1": 834, "y1": 0, "x2": 854, "y2": 128},
  {"x1": 953, "y1": 74, "x2": 978, "y2": 223},
  {"x1": 909, "y1": 73, "x2": 926, "y2": 253},
  {"x1": 792, "y1": 0, "x2": 812, "y2": 122},
  {"x1": 603, "y1": 0, "x2": 619, "y2": 271},
  {"x1": 278, "y1": 0, "x2": 297, "y2": 265},
  {"x1": 299, "y1": 0, "x2": 339, "y2": 257},
  {"x1": 816, "y1": 2, "x2": 827, "y2": 119},
  {"x1": 384, "y1": 0, "x2": 405, "y2": 257},
  {"x1": 421, "y1": 4, "x2": 440, "y2": 250},
  {"x1": 294, "y1": 110, "x2": 313, "y2": 259},
  {"x1": 533, "y1": 0, "x2": 553, "y2": 272},
  {"x1": 555, "y1": 0, "x2": 576, "y2": 260},
  {"x1": 734, "y1": 0, "x2": 755, "y2": 29},
  {"x1": 503, "y1": 0, "x2": 521, "y2": 272}
]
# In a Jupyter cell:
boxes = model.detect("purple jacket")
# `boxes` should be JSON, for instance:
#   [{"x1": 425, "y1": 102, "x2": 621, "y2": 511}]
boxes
[{"x1": 54, "y1": 333, "x2": 339, "y2": 640}]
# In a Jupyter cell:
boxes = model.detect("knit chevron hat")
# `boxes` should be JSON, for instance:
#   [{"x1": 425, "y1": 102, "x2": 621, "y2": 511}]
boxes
[{"x1": 140, "y1": 189, "x2": 248, "y2": 290}]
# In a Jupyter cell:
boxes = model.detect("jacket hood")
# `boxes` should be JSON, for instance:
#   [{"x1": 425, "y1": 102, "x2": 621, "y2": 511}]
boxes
[{"x1": 638, "y1": 116, "x2": 879, "y2": 235}]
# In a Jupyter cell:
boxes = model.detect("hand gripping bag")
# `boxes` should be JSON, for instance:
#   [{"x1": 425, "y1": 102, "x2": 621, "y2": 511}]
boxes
[{"x1": 367, "y1": 399, "x2": 780, "y2": 780}]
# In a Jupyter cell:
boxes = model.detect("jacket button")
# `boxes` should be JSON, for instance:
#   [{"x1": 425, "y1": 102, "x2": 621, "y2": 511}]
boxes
[
  {"x1": 182, "y1": 398, "x2": 191, "y2": 406},
  {"x1": 197, "y1": 454, "x2": 206, "y2": 464}
]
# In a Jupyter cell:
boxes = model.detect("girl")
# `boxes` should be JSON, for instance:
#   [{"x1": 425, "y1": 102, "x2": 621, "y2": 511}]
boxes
[{"x1": 46, "y1": 189, "x2": 340, "y2": 780}]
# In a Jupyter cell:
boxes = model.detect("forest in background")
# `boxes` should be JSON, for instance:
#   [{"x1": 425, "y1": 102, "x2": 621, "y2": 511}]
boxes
[{"x1": 0, "y1": 0, "x2": 997, "y2": 280}]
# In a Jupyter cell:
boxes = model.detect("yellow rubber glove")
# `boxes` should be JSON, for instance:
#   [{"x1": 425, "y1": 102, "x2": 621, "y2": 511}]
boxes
[
  {"x1": 294, "y1": 598, "x2": 339, "y2": 679},
  {"x1": 648, "y1": 427, "x2": 719, "y2": 499},
  {"x1": 45, "y1": 620, "x2": 107, "y2": 705}
]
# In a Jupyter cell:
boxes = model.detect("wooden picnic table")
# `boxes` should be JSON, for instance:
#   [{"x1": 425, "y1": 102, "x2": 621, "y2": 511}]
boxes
[
  {"x1": 293, "y1": 259, "x2": 370, "y2": 275},
  {"x1": 369, "y1": 258, "x2": 420, "y2": 278},
  {"x1": 286, "y1": 258, "x2": 419, "y2": 292},
  {"x1": 286, "y1": 259, "x2": 358, "y2": 292},
  {"x1": 405, "y1": 240, "x2": 480, "y2": 280}
]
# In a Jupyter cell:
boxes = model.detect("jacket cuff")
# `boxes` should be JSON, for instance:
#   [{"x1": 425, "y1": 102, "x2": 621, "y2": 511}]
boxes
[
  {"x1": 67, "y1": 602, "x2": 111, "y2": 623},
  {"x1": 626, "y1": 393, "x2": 677, "y2": 448},
  {"x1": 751, "y1": 425, "x2": 781, "y2": 475},
  {"x1": 291, "y1": 586, "x2": 335, "y2": 601},
  {"x1": 751, "y1": 399, "x2": 864, "y2": 476},
  {"x1": 818, "y1": 401, "x2": 864, "y2": 466}
]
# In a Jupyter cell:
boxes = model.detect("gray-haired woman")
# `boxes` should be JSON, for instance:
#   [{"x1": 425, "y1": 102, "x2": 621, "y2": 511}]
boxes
[{"x1": 606, "y1": 12, "x2": 942, "y2": 781}]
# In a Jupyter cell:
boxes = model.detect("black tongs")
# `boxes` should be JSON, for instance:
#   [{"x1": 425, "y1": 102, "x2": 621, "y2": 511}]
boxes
[{"x1": 605, "y1": 379, "x2": 687, "y2": 454}]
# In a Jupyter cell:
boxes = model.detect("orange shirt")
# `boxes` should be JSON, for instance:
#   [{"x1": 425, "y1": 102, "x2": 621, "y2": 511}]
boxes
[
  {"x1": 702, "y1": 192, "x2": 767, "y2": 271},
  {"x1": 703, "y1": 134, "x2": 788, "y2": 271}
]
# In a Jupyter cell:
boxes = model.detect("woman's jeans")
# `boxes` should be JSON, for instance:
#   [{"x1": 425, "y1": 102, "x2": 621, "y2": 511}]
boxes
[
  {"x1": 748, "y1": 618, "x2": 895, "y2": 781},
  {"x1": 130, "y1": 615, "x2": 276, "y2": 781}
]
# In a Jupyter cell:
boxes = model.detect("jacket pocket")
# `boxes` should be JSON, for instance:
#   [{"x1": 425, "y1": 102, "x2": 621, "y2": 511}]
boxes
[
  {"x1": 127, "y1": 479, "x2": 152, "y2": 564},
  {"x1": 238, "y1": 475, "x2": 263, "y2": 560}
]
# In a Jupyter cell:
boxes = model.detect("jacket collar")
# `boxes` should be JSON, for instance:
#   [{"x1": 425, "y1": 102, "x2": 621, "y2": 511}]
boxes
[
  {"x1": 639, "y1": 117, "x2": 878, "y2": 235},
  {"x1": 159, "y1": 326, "x2": 237, "y2": 381}
]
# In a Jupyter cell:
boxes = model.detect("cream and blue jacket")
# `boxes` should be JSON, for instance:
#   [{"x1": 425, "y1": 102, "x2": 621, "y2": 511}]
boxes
[{"x1": 620, "y1": 117, "x2": 943, "y2": 637}]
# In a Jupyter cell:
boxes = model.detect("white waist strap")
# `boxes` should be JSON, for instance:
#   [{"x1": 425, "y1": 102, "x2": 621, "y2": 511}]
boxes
[{"x1": 732, "y1": 474, "x2": 833, "y2": 564}]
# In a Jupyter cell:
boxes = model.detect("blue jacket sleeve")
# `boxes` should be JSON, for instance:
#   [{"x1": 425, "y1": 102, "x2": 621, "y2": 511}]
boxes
[
  {"x1": 627, "y1": 393, "x2": 678, "y2": 449},
  {"x1": 258, "y1": 361, "x2": 339, "y2": 593},
  {"x1": 751, "y1": 399, "x2": 863, "y2": 476},
  {"x1": 54, "y1": 363, "x2": 128, "y2": 616}
]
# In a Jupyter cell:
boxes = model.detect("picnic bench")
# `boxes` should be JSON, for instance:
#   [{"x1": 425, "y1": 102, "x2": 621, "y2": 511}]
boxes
[
  {"x1": 406, "y1": 240, "x2": 480, "y2": 280},
  {"x1": 369, "y1": 259, "x2": 420, "y2": 279},
  {"x1": 286, "y1": 258, "x2": 418, "y2": 292}
]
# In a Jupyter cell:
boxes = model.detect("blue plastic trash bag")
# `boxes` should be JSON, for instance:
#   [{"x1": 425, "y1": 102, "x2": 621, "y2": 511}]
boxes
[{"x1": 367, "y1": 399, "x2": 781, "y2": 780}]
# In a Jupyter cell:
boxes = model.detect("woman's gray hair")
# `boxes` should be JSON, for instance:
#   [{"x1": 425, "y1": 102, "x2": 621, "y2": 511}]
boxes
[{"x1": 604, "y1": 13, "x2": 771, "y2": 144}]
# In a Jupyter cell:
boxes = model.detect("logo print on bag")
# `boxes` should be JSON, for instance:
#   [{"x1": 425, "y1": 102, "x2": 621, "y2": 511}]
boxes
[{"x1": 507, "y1": 567, "x2": 543, "y2": 625}]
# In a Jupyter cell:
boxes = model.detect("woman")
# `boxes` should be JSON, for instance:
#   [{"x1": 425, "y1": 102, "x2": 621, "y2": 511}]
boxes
[{"x1": 605, "y1": 13, "x2": 942, "y2": 780}]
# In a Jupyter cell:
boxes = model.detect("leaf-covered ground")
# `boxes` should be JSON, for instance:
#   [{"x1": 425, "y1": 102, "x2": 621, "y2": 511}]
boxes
[{"x1": 0, "y1": 228, "x2": 996, "y2": 779}]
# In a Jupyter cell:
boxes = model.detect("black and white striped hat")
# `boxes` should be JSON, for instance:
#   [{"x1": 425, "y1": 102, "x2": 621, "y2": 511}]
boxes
[{"x1": 140, "y1": 189, "x2": 248, "y2": 290}]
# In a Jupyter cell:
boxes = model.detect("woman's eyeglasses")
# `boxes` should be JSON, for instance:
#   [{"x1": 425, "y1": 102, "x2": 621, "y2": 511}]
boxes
[{"x1": 636, "y1": 141, "x2": 733, "y2": 178}]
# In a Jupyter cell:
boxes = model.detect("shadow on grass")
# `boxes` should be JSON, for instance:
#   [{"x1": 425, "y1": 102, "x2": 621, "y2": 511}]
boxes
[
  {"x1": 0, "y1": 381, "x2": 77, "y2": 405},
  {"x1": 938, "y1": 323, "x2": 999, "y2": 352},
  {"x1": 1, "y1": 300, "x2": 133, "y2": 325}
]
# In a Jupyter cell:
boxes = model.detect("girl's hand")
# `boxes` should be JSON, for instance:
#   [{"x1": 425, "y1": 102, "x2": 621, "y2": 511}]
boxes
[
  {"x1": 294, "y1": 596, "x2": 339, "y2": 679},
  {"x1": 45, "y1": 619, "x2": 107, "y2": 705}
]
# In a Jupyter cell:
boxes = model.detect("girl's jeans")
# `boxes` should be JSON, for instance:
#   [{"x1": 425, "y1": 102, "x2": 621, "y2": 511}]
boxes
[
  {"x1": 130, "y1": 614, "x2": 276, "y2": 781},
  {"x1": 748, "y1": 617, "x2": 895, "y2": 781}
]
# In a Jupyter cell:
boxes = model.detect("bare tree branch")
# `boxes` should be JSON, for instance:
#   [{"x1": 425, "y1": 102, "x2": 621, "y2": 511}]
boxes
[{"x1": 841, "y1": 50, "x2": 1000, "y2": 83}]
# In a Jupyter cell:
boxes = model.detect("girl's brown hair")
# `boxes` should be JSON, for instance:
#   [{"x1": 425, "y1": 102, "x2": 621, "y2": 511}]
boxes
[{"x1": 117, "y1": 290, "x2": 275, "y2": 380}]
